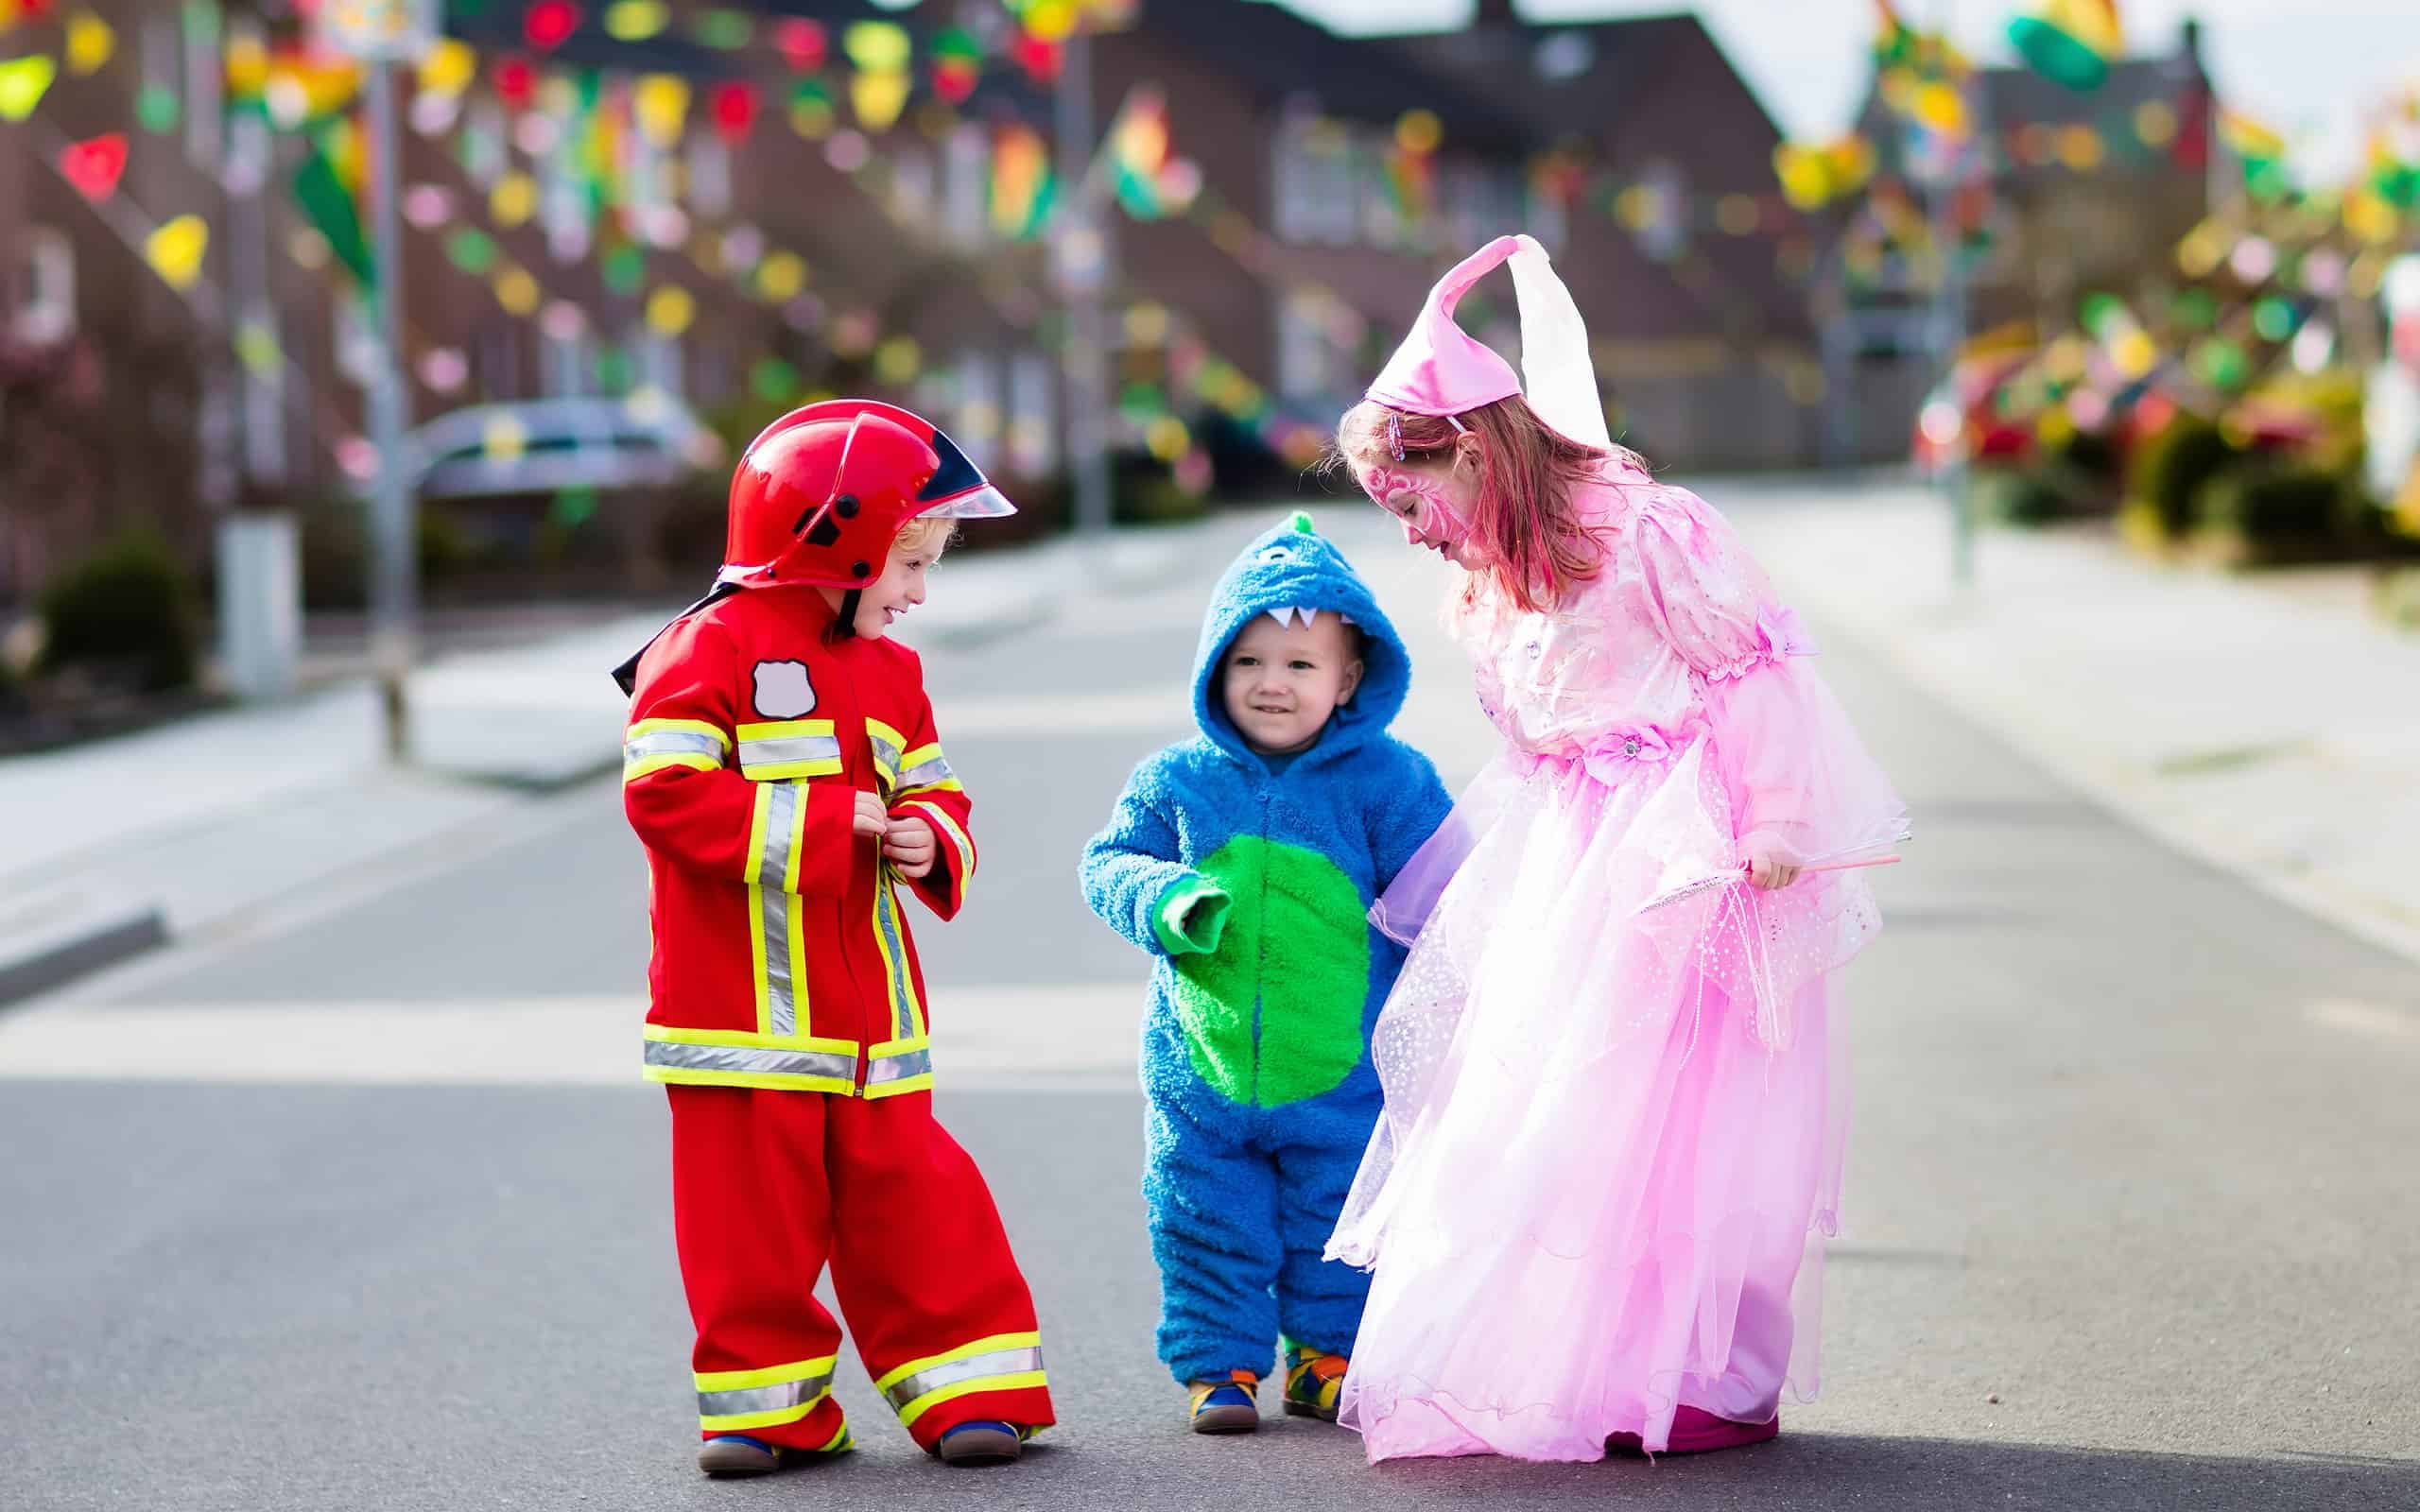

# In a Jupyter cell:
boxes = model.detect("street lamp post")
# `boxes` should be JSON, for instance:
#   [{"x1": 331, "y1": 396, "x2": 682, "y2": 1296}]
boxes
[
  {"x1": 361, "y1": 57, "x2": 417, "y2": 760},
  {"x1": 1053, "y1": 26, "x2": 1115, "y2": 541},
  {"x1": 320, "y1": 0, "x2": 424, "y2": 763}
]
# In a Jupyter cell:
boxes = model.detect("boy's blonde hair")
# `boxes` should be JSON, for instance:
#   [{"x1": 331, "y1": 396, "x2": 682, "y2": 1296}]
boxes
[{"x1": 893, "y1": 514, "x2": 955, "y2": 559}]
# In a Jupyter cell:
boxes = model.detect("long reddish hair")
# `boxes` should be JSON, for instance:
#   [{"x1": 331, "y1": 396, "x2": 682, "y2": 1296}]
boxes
[{"x1": 1332, "y1": 394, "x2": 1644, "y2": 614}]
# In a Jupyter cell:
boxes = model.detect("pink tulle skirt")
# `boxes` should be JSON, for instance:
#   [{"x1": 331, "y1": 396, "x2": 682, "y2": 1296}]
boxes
[{"x1": 1326, "y1": 738, "x2": 1885, "y2": 1461}]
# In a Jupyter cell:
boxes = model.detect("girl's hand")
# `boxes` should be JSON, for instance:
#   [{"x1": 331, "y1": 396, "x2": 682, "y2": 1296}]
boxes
[
  {"x1": 883, "y1": 816, "x2": 938, "y2": 879},
  {"x1": 1743, "y1": 836, "x2": 1801, "y2": 890},
  {"x1": 853, "y1": 792, "x2": 890, "y2": 840}
]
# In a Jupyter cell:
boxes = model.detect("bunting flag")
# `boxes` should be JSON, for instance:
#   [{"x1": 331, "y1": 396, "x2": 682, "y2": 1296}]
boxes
[
  {"x1": 2007, "y1": 0, "x2": 2123, "y2": 92},
  {"x1": 0, "y1": 53, "x2": 56, "y2": 120},
  {"x1": 1103, "y1": 87, "x2": 1199, "y2": 220},
  {"x1": 989, "y1": 122, "x2": 1054, "y2": 241},
  {"x1": 145, "y1": 215, "x2": 211, "y2": 290},
  {"x1": 59, "y1": 130, "x2": 127, "y2": 200},
  {"x1": 65, "y1": 9, "x2": 113, "y2": 76},
  {"x1": 292, "y1": 129, "x2": 376, "y2": 291}
]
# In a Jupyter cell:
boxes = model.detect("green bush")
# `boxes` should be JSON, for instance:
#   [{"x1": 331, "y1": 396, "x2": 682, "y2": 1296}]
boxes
[
  {"x1": 2132, "y1": 415, "x2": 2238, "y2": 540},
  {"x1": 1972, "y1": 464, "x2": 2068, "y2": 525},
  {"x1": 37, "y1": 526, "x2": 199, "y2": 691},
  {"x1": 2196, "y1": 466, "x2": 2376, "y2": 562}
]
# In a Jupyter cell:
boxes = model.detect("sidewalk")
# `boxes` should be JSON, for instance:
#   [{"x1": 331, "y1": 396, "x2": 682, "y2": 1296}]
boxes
[
  {"x1": 0, "y1": 526, "x2": 1192, "y2": 1004},
  {"x1": 1727, "y1": 475, "x2": 2420, "y2": 969}
]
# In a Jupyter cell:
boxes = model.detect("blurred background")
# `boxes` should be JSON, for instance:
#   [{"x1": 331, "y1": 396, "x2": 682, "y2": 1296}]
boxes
[
  {"x1": 5, "y1": 0, "x2": 2417, "y2": 742},
  {"x1": 3, "y1": 5, "x2": 2419, "y2": 1505}
]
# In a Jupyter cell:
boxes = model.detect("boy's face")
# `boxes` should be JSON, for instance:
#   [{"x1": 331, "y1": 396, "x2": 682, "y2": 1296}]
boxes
[
  {"x1": 850, "y1": 528, "x2": 945, "y2": 640},
  {"x1": 1220, "y1": 611, "x2": 1364, "y2": 756}
]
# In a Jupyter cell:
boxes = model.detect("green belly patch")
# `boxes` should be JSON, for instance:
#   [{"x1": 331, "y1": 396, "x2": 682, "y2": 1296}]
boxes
[{"x1": 1169, "y1": 834, "x2": 1372, "y2": 1108}]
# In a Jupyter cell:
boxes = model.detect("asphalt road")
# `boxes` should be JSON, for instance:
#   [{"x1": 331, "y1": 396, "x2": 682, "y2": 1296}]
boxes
[{"x1": 2, "y1": 501, "x2": 2414, "y2": 1511}]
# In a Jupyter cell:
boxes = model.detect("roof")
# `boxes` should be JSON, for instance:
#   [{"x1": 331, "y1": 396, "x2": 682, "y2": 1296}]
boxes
[{"x1": 1131, "y1": 0, "x2": 1537, "y2": 153}]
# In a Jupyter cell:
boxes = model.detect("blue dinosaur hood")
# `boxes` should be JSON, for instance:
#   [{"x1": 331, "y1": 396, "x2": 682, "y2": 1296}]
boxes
[{"x1": 1190, "y1": 511, "x2": 1411, "y2": 766}]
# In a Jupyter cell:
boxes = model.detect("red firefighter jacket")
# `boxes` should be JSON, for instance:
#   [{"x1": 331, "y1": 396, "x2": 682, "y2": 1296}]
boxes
[{"x1": 621, "y1": 587, "x2": 976, "y2": 1098}]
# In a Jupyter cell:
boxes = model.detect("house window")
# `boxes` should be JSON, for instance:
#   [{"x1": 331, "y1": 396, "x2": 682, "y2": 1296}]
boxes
[
  {"x1": 542, "y1": 142, "x2": 591, "y2": 265},
  {"x1": 1276, "y1": 289, "x2": 1342, "y2": 406},
  {"x1": 1273, "y1": 115, "x2": 1359, "y2": 247},
  {"x1": 182, "y1": 0, "x2": 222, "y2": 168},
  {"x1": 464, "y1": 98, "x2": 508, "y2": 188},
  {"x1": 544, "y1": 326, "x2": 589, "y2": 398},
  {"x1": 1009, "y1": 351, "x2": 1055, "y2": 475},
  {"x1": 942, "y1": 125, "x2": 989, "y2": 250},
  {"x1": 686, "y1": 135, "x2": 732, "y2": 219},
  {"x1": 955, "y1": 349, "x2": 1003, "y2": 471},
  {"x1": 10, "y1": 228, "x2": 75, "y2": 347},
  {"x1": 889, "y1": 145, "x2": 935, "y2": 227},
  {"x1": 636, "y1": 329, "x2": 684, "y2": 397}
]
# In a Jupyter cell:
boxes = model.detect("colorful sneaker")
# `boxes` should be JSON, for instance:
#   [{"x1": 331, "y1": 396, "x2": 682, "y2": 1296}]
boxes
[
  {"x1": 1607, "y1": 1406, "x2": 1780, "y2": 1456},
  {"x1": 696, "y1": 1434, "x2": 782, "y2": 1477},
  {"x1": 1282, "y1": 1345, "x2": 1348, "y2": 1422},
  {"x1": 937, "y1": 1419, "x2": 1025, "y2": 1466},
  {"x1": 1186, "y1": 1370, "x2": 1260, "y2": 1435}
]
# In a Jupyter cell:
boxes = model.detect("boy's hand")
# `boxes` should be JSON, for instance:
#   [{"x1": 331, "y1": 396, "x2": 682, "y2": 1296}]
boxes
[
  {"x1": 883, "y1": 815, "x2": 938, "y2": 879},
  {"x1": 853, "y1": 791, "x2": 890, "y2": 840}
]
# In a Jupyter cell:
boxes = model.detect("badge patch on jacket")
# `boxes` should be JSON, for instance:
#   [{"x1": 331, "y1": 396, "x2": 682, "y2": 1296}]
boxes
[{"x1": 752, "y1": 660, "x2": 817, "y2": 718}]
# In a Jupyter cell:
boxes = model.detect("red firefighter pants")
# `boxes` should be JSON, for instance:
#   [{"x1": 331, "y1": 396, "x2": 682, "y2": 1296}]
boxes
[{"x1": 667, "y1": 1085, "x2": 1056, "y2": 1453}]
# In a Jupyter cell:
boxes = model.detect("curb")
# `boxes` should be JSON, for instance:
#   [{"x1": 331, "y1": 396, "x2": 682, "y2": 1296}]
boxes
[{"x1": 0, "y1": 905, "x2": 167, "y2": 1010}]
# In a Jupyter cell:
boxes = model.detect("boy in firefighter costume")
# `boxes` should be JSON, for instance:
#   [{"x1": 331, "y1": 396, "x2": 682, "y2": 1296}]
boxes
[
  {"x1": 1079, "y1": 513, "x2": 1451, "y2": 1434},
  {"x1": 615, "y1": 400, "x2": 1055, "y2": 1478}
]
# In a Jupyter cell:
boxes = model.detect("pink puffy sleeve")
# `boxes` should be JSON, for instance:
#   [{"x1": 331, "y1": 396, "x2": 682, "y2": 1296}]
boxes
[{"x1": 1632, "y1": 490, "x2": 1910, "y2": 867}]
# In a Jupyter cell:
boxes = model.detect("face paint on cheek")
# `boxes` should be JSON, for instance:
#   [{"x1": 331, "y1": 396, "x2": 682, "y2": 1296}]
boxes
[{"x1": 1363, "y1": 465, "x2": 1473, "y2": 544}]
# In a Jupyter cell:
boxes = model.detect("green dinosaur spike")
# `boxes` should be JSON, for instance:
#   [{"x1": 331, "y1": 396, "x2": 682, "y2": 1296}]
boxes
[{"x1": 1289, "y1": 510, "x2": 1317, "y2": 536}]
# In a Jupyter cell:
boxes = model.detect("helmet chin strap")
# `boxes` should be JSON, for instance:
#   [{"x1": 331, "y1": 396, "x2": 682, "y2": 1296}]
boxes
[{"x1": 823, "y1": 588, "x2": 865, "y2": 644}]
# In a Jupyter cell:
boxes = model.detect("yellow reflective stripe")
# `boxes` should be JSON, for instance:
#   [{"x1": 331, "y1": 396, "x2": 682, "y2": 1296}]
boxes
[
  {"x1": 865, "y1": 718, "x2": 907, "y2": 796},
  {"x1": 901, "y1": 801, "x2": 975, "y2": 887},
  {"x1": 631, "y1": 717, "x2": 732, "y2": 748},
  {"x1": 625, "y1": 751, "x2": 721, "y2": 782},
  {"x1": 865, "y1": 1038, "x2": 931, "y2": 1100},
  {"x1": 737, "y1": 718, "x2": 840, "y2": 780},
  {"x1": 873, "y1": 1332, "x2": 1047, "y2": 1428},
  {"x1": 643, "y1": 1063, "x2": 857, "y2": 1095},
  {"x1": 742, "y1": 783, "x2": 811, "y2": 1039},
  {"x1": 736, "y1": 719, "x2": 831, "y2": 741},
  {"x1": 624, "y1": 720, "x2": 730, "y2": 782},
  {"x1": 869, "y1": 877, "x2": 925, "y2": 1041},
  {"x1": 696, "y1": 1354, "x2": 838, "y2": 1431},
  {"x1": 643, "y1": 1024, "x2": 859, "y2": 1053}
]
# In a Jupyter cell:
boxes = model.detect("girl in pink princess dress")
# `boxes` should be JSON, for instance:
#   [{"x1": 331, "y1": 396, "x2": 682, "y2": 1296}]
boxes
[{"x1": 1323, "y1": 235, "x2": 1910, "y2": 1463}]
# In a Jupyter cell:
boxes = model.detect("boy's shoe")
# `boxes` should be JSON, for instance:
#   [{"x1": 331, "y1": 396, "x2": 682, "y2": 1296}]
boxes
[
  {"x1": 697, "y1": 1434, "x2": 782, "y2": 1477},
  {"x1": 1282, "y1": 1345, "x2": 1349, "y2": 1422},
  {"x1": 937, "y1": 1419, "x2": 1025, "y2": 1466},
  {"x1": 1607, "y1": 1407, "x2": 1780, "y2": 1456},
  {"x1": 1186, "y1": 1369, "x2": 1260, "y2": 1435}
]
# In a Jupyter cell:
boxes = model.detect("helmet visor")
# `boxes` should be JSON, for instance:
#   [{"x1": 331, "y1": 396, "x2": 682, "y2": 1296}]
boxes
[{"x1": 914, "y1": 423, "x2": 1018, "y2": 519}]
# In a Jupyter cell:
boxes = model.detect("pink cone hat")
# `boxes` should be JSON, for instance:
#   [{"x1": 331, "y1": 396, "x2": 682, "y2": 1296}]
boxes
[
  {"x1": 1365, "y1": 233, "x2": 1614, "y2": 452},
  {"x1": 1366, "y1": 234, "x2": 1525, "y2": 418}
]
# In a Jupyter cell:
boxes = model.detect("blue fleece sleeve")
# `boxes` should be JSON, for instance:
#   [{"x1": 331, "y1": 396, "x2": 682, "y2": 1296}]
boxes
[
  {"x1": 1080, "y1": 757, "x2": 1228, "y2": 958},
  {"x1": 1367, "y1": 741, "x2": 1455, "y2": 892}
]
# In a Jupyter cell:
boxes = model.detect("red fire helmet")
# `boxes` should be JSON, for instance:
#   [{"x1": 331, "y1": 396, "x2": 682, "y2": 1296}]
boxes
[{"x1": 719, "y1": 399, "x2": 1015, "y2": 591}]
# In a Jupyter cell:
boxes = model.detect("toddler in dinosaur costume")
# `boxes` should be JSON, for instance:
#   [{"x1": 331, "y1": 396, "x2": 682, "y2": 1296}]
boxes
[{"x1": 1080, "y1": 512, "x2": 1450, "y2": 1434}]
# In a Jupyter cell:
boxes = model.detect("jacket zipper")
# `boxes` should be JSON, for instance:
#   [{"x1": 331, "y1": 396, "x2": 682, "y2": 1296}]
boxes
[{"x1": 1249, "y1": 783, "x2": 1273, "y2": 1107}]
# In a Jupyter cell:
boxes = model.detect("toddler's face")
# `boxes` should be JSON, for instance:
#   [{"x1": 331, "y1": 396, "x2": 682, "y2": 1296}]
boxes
[
  {"x1": 850, "y1": 530, "x2": 945, "y2": 640},
  {"x1": 1220, "y1": 612, "x2": 1364, "y2": 757}
]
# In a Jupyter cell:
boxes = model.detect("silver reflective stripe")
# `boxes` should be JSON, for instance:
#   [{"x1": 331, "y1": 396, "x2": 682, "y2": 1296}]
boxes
[
  {"x1": 698, "y1": 1366, "x2": 835, "y2": 1419},
  {"x1": 626, "y1": 730, "x2": 725, "y2": 764},
  {"x1": 645, "y1": 1039, "x2": 856, "y2": 1082},
  {"x1": 898, "y1": 756, "x2": 955, "y2": 790},
  {"x1": 882, "y1": 1346, "x2": 1046, "y2": 1412},
  {"x1": 740, "y1": 734, "x2": 841, "y2": 768},
  {"x1": 867, "y1": 1046, "x2": 932, "y2": 1085},
  {"x1": 873, "y1": 882, "x2": 918, "y2": 1041},
  {"x1": 759, "y1": 783, "x2": 799, "y2": 1036},
  {"x1": 869, "y1": 733, "x2": 904, "y2": 793}
]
